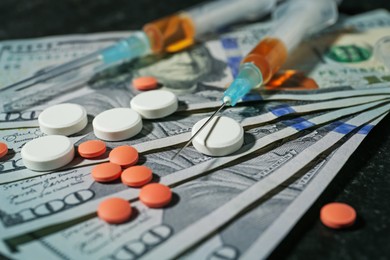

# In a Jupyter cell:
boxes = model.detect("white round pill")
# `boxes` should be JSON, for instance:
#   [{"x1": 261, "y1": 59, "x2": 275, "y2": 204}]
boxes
[
  {"x1": 191, "y1": 116, "x2": 244, "y2": 156},
  {"x1": 21, "y1": 135, "x2": 75, "y2": 171},
  {"x1": 93, "y1": 108, "x2": 142, "y2": 141},
  {"x1": 38, "y1": 103, "x2": 87, "y2": 136},
  {"x1": 130, "y1": 90, "x2": 178, "y2": 119}
]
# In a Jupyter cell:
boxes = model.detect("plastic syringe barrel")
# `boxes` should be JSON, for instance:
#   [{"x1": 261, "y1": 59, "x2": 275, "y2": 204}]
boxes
[
  {"x1": 270, "y1": 0, "x2": 338, "y2": 52},
  {"x1": 186, "y1": 0, "x2": 276, "y2": 38},
  {"x1": 144, "y1": 0, "x2": 276, "y2": 53},
  {"x1": 223, "y1": 0, "x2": 338, "y2": 107}
]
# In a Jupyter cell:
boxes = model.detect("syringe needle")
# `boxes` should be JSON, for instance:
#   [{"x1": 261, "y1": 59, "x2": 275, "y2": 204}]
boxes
[{"x1": 171, "y1": 102, "x2": 227, "y2": 160}]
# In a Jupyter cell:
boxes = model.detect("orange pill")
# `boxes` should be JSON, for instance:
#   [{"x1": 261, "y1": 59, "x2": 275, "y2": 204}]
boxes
[
  {"x1": 78, "y1": 140, "x2": 106, "y2": 159},
  {"x1": 122, "y1": 165, "x2": 153, "y2": 187},
  {"x1": 109, "y1": 145, "x2": 139, "y2": 168},
  {"x1": 0, "y1": 142, "x2": 8, "y2": 159},
  {"x1": 97, "y1": 197, "x2": 132, "y2": 224},
  {"x1": 139, "y1": 183, "x2": 172, "y2": 208},
  {"x1": 132, "y1": 76, "x2": 158, "y2": 91},
  {"x1": 320, "y1": 202, "x2": 356, "y2": 229},
  {"x1": 92, "y1": 162, "x2": 122, "y2": 182}
]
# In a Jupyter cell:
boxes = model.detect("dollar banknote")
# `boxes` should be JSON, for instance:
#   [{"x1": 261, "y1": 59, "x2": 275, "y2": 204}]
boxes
[
  {"x1": 2, "y1": 95, "x2": 388, "y2": 184},
  {"x1": 0, "y1": 99, "x2": 387, "y2": 245},
  {"x1": 143, "y1": 103, "x2": 390, "y2": 259},
  {"x1": 10, "y1": 104, "x2": 389, "y2": 259},
  {"x1": 3, "y1": 84, "x2": 390, "y2": 130},
  {"x1": 183, "y1": 114, "x2": 386, "y2": 260},
  {"x1": 0, "y1": 9, "x2": 389, "y2": 259},
  {"x1": 1, "y1": 10, "x2": 390, "y2": 128},
  {"x1": 0, "y1": 35, "x2": 229, "y2": 114},
  {"x1": 221, "y1": 9, "x2": 390, "y2": 91}
]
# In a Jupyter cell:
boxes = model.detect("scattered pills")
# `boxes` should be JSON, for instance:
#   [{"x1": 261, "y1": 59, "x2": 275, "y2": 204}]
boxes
[
  {"x1": 97, "y1": 197, "x2": 132, "y2": 224},
  {"x1": 109, "y1": 145, "x2": 139, "y2": 168},
  {"x1": 139, "y1": 183, "x2": 172, "y2": 208},
  {"x1": 191, "y1": 116, "x2": 244, "y2": 157},
  {"x1": 93, "y1": 108, "x2": 142, "y2": 141},
  {"x1": 92, "y1": 162, "x2": 122, "y2": 182},
  {"x1": 78, "y1": 140, "x2": 107, "y2": 159},
  {"x1": 130, "y1": 89, "x2": 178, "y2": 119},
  {"x1": 320, "y1": 202, "x2": 357, "y2": 229},
  {"x1": 21, "y1": 135, "x2": 74, "y2": 171},
  {"x1": 38, "y1": 103, "x2": 88, "y2": 136},
  {"x1": 132, "y1": 76, "x2": 158, "y2": 91},
  {"x1": 122, "y1": 165, "x2": 153, "y2": 187},
  {"x1": 0, "y1": 142, "x2": 8, "y2": 159}
]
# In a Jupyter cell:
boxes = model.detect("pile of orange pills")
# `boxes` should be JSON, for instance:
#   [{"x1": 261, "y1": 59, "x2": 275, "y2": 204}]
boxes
[{"x1": 77, "y1": 140, "x2": 172, "y2": 224}]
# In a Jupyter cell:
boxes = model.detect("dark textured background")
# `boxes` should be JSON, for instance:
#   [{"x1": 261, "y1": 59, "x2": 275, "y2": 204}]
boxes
[{"x1": 1, "y1": 0, "x2": 390, "y2": 259}]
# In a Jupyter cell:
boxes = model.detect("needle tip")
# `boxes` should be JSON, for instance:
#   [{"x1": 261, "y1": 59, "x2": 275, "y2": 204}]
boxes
[{"x1": 171, "y1": 153, "x2": 178, "y2": 160}]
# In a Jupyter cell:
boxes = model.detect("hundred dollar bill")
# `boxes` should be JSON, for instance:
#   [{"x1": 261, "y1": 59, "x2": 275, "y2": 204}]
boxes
[
  {"x1": 0, "y1": 29, "x2": 231, "y2": 115},
  {"x1": 242, "y1": 116, "x2": 386, "y2": 259},
  {"x1": 183, "y1": 117, "x2": 386, "y2": 259},
  {"x1": 0, "y1": 18, "x2": 260, "y2": 116},
  {"x1": 1, "y1": 95, "x2": 389, "y2": 184},
  {"x1": 219, "y1": 10, "x2": 390, "y2": 93},
  {"x1": 0, "y1": 7, "x2": 386, "y2": 254},
  {"x1": 177, "y1": 114, "x2": 387, "y2": 260},
  {"x1": 3, "y1": 86, "x2": 390, "y2": 130},
  {"x1": 0, "y1": 99, "x2": 386, "y2": 244},
  {"x1": 144, "y1": 103, "x2": 390, "y2": 259},
  {"x1": 12, "y1": 106, "x2": 388, "y2": 260},
  {"x1": 1, "y1": 10, "x2": 390, "y2": 127}
]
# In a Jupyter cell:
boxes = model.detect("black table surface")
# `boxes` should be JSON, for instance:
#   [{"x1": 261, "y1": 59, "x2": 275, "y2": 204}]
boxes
[{"x1": 1, "y1": 1, "x2": 390, "y2": 259}]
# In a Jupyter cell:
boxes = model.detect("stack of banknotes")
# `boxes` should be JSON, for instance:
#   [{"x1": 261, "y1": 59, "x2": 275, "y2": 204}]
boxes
[{"x1": 0, "y1": 9, "x2": 389, "y2": 259}]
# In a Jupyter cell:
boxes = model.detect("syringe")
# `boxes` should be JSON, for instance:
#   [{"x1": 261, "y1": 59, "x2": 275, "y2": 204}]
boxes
[
  {"x1": 173, "y1": 0, "x2": 338, "y2": 159},
  {"x1": 0, "y1": 0, "x2": 275, "y2": 103}
]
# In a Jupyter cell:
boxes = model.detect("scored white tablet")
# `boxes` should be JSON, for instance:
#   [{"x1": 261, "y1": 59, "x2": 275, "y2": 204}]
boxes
[
  {"x1": 130, "y1": 90, "x2": 178, "y2": 119},
  {"x1": 93, "y1": 108, "x2": 142, "y2": 141},
  {"x1": 191, "y1": 116, "x2": 244, "y2": 156},
  {"x1": 21, "y1": 135, "x2": 75, "y2": 171},
  {"x1": 38, "y1": 103, "x2": 88, "y2": 136}
]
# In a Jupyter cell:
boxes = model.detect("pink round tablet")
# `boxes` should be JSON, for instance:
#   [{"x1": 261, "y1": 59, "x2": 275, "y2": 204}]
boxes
[
  {"x1": 78, "y1": 140, "x2": 106, "y2": 159},
  {"x1": 92, "y1": 162, "x2": 122, "y2": 182},
  {"x1": 97, "y1": 197, "x2": 132, "y2": 224},
  {"x1": 109, "y1": 145, "x2": 139, "y2": 168},
  {"x1": 121, "y1": 165, "x2": 153, "y2": 187},
  {"x1": 0, "y1": 142, "x2": 8, "y2": 159},
  {"x1": 132, "y1": 76, "x2": 158, "y2": 91}
]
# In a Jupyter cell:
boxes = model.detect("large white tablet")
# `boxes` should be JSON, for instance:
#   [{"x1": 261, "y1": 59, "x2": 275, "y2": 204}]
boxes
[
  {"x1": 93, "y1": 108, "x2": 142, "y2": 141},
  {"x1": 38, "y1": 103, "x2": 88, "y2": 136},
  {"x1": 21, "y1": 135, "x2": 75, "y2": 171},
  {"x1": 130, "y1": 90, "x2": 178, "y2": 119},
  {"x1": 191, "y1": 116, "x2": 244, "y2": 156}
]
